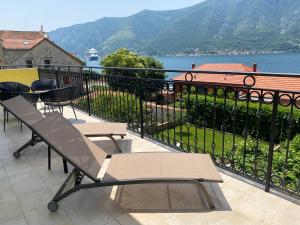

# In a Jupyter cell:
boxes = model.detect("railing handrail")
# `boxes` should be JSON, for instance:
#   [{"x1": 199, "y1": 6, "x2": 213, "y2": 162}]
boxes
[
  {"x1": 35, "y1": 66, "x2": 300, "y2": 200},
  {"x1": 3, "y1": 64, "x2": 300, "y2": 79}
]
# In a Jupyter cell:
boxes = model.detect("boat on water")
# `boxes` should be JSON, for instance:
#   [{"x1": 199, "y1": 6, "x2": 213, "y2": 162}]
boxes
[{"x1": 85, "y1": 48, "x2": 99, "y2": 61}]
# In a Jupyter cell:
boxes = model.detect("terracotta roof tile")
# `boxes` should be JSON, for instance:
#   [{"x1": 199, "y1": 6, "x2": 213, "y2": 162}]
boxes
[
  {"x1": 0, "y1": 30, "x2": 45, "y2": 49},
  {"x1": 173, "y1": 64, "x2": 300, "y2": 92}
]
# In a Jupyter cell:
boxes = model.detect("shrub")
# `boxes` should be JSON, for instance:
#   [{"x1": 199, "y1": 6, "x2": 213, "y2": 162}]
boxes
[
  {"x1": 185, "y1": 94, "x2": 300, "y2": 142},
  {"x1": 100, "y1": 48, "x2": 165, "y2": 97},
  {"x1": 77, "y1": 89, "x2": 142, "y2": 129}
]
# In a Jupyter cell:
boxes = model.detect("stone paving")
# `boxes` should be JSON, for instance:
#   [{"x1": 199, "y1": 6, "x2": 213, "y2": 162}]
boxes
[{"x1": 0, "y1": 105, "x2": 299, "y2": 225}]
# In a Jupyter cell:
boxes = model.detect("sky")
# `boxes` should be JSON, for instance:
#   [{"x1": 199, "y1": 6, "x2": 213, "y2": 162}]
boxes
[{"x1": 0, "y1": 0, "x2": 204, "y2": 32}]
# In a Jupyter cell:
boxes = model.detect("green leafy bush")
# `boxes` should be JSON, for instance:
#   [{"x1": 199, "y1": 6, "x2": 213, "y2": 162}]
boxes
[
  {"x1": 185, "y1": 94, "x2": 300, "y2": 142},
  {"x1": 78, "y1": 89, "x2": 141, "y2": 126}
]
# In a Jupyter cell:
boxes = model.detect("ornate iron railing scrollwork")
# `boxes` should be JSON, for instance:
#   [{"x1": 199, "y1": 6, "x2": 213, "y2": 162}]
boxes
[
  {"x1": 30, "y1": 65, "x2": 300, "y2": 200},
  {"x1": 243, "y1": 74, "x2": 256, "y2": 88},
  {"x1": 185, "y1": 72, "x2": 194, "y2": 82}
]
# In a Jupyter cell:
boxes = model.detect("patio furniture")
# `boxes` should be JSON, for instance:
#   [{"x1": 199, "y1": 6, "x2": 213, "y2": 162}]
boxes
[
  {"x1": 40, "y1": 86, "x2": 77, "y2": 120},
  {"x1": 20, "y1": 93, "x2": 40, "y2": 106},
  {"x1": 31, "y1": 79, "x2": 57, "y2": 93},
  {"x1": 0, "y1": 81, "x2": 30, "y2": 93},
  {"x1": 0, "y1": 82, "x2": 30, "y2": 129},
  {"x1": 29, "y1": 112, "x2": 223, "y2": 212},
  {"x1": 0, "y1": 86, "x2": 10, "y2": 130},
  {"x1": 18, "y1": 93, "x2": 40, "y2": 131},
  {"x1": 0, "y1": 92, "x2": 40, "y2": 131},
  {"x1": 0, "y1": 96, "x2": 126, "y2": 163},
  {"x1": 73, "y1": 123, "x2": 126, "y2": 152}
]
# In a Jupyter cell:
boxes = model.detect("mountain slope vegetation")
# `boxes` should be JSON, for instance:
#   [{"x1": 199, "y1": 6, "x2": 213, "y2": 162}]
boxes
[{"x1": 49, "y1": 0, "x2": 300, "y2": 55}]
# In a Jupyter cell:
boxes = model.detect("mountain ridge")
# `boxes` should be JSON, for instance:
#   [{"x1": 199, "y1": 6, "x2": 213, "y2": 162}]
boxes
[{"x1": 49, "y1": 0, "x2": 300, "y2": 56}]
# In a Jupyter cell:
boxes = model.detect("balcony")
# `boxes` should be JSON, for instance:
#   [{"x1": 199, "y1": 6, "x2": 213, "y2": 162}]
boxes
[{"x1": 0, "y1": 65, "x2": 300, "y2": 224}]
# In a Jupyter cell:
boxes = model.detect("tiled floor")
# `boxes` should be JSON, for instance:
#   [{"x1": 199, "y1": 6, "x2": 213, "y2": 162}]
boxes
[{"x1": 0, "y1": 105, "x2": 299, "y2": 225}]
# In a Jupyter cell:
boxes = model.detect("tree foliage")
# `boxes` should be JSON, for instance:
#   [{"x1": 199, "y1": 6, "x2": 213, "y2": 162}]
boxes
[
  {"x1": 100, "y1": 49, "x2": 165, "y2": 98},
  {"x1": 100, "y1": 48, "x2": 165, "y2": 79}
]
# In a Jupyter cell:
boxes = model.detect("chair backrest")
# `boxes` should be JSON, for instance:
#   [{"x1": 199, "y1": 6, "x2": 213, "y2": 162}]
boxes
[
  {"x1": 0, "y1": 95, "x2": 43, "y2": 125},
  {"x1": 0, "y1": 92, "x2": 18, "y2": 101},
  {"x1": 40, "y1": 86, "x2": 75, "y2": 103},
  {"x1": 19, "y1": 93, "x2": 40, "y2": 105},
  {"x1": 0, "y1": 82, "x2": 30, "y2": 93},
  {"x1": 31, "y1": 112, "x2": 107, "y2": 180},
  {"x1": 0, "y1": 86, "x2": 9, "y2": 92},
  {"x1": 31, "y1": 79, "x2": 56, "y2": 92},
  {"x1": 0, "y1": 86, "x2": 10, "y2": 101}
]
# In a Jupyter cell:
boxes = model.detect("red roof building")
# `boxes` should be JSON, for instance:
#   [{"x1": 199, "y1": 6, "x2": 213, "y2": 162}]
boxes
[
  {"x1": 0, "y1": 29, "x2": 83, "y2": 67},
  {"x1": 0, "y1": 30, "x2": 46, "y2": 49},
  {"x1": 173, "y1": 63, "x2": 300, "y2": 93}
]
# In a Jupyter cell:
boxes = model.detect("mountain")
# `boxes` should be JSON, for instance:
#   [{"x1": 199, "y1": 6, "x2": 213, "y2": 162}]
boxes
[{"x1": 49, "y1": 0, "x2": 300, "y2": 56}]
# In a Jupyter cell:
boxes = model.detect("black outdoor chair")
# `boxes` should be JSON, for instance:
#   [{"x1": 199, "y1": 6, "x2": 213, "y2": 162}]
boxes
[
  {"x1": 19, "y1": 93, "x2": 40, "y2": 106},
  {"x1": 40, "y1": 86, "x2": 77, "y2": 120},
  {"x1": 0, "y1": 87, "x2": 15, "y2": 131},
  {"x1": 0, "y1": 82, "x2": 30, "y2": 93},
  {"x1": 31, "y1": 79, "x2": 57, "y2": 93},
  {"x1": 0, "y1": 91, "x2": 39, "y2": 131}
]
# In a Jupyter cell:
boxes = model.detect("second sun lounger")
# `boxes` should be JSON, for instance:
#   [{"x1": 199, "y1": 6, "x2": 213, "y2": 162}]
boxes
[
  {"x1": 0, "y1": 95, "x2": 127, "y2": 169},
  {"x1": 29, "y1": 112, "x2": 223, "y2": 212}
]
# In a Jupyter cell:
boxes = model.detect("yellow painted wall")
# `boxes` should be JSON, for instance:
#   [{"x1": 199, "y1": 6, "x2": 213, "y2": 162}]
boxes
[{"x1": 0, "y1": 68, "x2": 39, "y2": 87}]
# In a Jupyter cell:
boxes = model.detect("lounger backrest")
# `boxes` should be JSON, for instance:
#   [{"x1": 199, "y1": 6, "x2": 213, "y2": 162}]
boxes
[
  {"x1": 31, "y1": 112, "x2": 107, "y2": 180},
  {"x1": 0, "y1": 95, "x2": 43, "y2": 126}
]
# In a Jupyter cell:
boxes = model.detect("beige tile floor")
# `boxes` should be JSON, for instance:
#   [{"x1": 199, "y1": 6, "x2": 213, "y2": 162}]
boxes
[{"x1": 0, "y1": 105, "x2": 299, "y2": 225}]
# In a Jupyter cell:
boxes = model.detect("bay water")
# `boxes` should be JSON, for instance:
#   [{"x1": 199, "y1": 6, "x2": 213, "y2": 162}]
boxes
[{"x1": 87, "y1": 52, "x2": 300, "y2": 79}]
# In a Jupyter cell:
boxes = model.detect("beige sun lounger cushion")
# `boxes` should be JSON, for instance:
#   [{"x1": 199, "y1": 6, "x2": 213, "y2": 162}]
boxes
[
  {"x1": 1, "y1": 95, "x2": 126, "y2": 140},
  {"x1": 103, "y1": 152, "x2": 223, "y2": 183},
  {"x1": 31, "y1": 112, "x2": 223, "y2": 184},
  {"x1": 74, "y1": 122, "x2": 126, "y2": 137},
  {"x1": 0, "y1": 95, "x2": 43, "y2": 125}
]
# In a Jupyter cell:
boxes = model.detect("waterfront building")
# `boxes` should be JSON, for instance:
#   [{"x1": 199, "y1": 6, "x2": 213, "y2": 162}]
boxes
[{"x1": 0, "y1": 27, "x2": 84, "y2": 67}]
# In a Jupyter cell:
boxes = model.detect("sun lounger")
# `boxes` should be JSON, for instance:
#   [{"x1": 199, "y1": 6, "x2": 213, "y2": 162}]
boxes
[
  {"x1": 73, "y1": 122, "x2": 126, "y2": 153},
  {"x1": 0, "y1": 95, "x2": 127, "y2": 169},
  {"x1": 29, "y1": 112, "x2": 223, "y2": 212}
]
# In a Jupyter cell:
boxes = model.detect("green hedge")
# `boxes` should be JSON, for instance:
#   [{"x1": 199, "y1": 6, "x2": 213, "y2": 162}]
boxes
[
  {"x1": 226, "y1": 134, "x2": 300, "y2": 191},
  {"x1": 185, "y1": 94, "x2": 300, "y2": 142},
  {"x1": 78, "y1": 90, "x2": 141, "y2": 126}
]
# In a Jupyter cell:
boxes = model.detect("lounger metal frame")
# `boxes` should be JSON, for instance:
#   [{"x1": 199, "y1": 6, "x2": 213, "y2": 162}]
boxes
[
  {"x1": 47, "y1": 167, "x2": 215, "y2": 212},
  {"x1": 2, "y1": 98, "x2": 221, "y2": 212},
  {"x1": 31, "y1": 128, "x2": 217, "y2": 212},
  {"x1": 83, "y1": 133, "x2": 125, "y2": 153},
  {"x1": 1, "y1": 96, "x2": 125, "y2": 169},
  {"x1": 0, "y1": 104, "x2": 68, "y2": 173}
]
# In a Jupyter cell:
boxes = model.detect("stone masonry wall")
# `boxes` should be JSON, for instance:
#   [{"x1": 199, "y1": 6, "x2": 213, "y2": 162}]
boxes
[
  {"x1": 0, "y1": 40, "x2": 4, "y2": 65},
  {"x1": 3, "y1": 49, "x2": 28, "y2": 65},
  {"x1": 13, "y1": 40, "x2": 82, "y2": 67}
]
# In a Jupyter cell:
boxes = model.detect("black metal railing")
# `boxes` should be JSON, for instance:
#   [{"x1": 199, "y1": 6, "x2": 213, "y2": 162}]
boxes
[{"x1": 2, "y1": 64, "x2": 300, "y2": 199}]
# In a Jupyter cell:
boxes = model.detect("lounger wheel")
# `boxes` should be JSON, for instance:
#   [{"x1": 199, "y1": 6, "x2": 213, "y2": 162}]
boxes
[
  {"x1": 13, "y1": 151, "x2": 21, "y2": 159},
  {"x1": 48, "y1": 201, "x2": 58, "y2": 212}
]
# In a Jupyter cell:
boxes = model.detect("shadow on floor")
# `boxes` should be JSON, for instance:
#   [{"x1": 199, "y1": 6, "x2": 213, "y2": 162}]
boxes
[
  {"x1": 67, "y1": 118, "x2": 86, "y2": 124},
  {"x1": 113, "y1": 182, "x2": 231, "y2": 213}
]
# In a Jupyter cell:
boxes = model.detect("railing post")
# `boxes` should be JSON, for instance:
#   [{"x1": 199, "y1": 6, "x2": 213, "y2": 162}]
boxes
[
  {"x1": 265, "y1": 91, "x2": 279, "y2": 192},
  {"x1": 139, "y1": 78, "x2": 144, "y2": 138},
  {"x1": 85, "y1": 69, "x2": 91, "y2": 116},
  {"x1": 55, "y1": 66, "x2": 60, "y2": 88}
]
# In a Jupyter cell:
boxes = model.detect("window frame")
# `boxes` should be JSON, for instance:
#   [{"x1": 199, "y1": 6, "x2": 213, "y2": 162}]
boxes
[{"x1": 25, "y1": 59, "x2": 33, "y2": 68}]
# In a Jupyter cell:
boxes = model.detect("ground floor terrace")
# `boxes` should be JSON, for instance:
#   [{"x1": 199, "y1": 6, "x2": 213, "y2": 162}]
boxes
[{"x1": 0, "y1": 104, "x2": 299, "y2": 225}]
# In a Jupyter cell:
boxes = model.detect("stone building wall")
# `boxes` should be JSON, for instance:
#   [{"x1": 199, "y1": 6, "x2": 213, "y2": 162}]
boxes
[
  {"x1": 13, "y1": 39, "x2": 83, "y2": 67},
  {"x1": 2, "y1": 49, "x2": 28, "y2": 65},
  {"x1": 0, "y1": 40, "x2": 4, "y2": 66}
]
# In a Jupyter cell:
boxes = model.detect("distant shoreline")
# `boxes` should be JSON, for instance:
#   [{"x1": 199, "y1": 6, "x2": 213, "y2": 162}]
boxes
[
  {"x1": 84, "y1": 50, "x2": 300, "y2": 59},
  {"x1": 160, "y1": 50, "x2": 298, "y2": 57}
]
